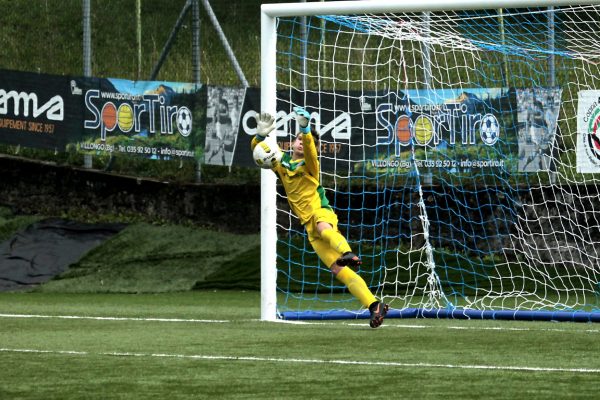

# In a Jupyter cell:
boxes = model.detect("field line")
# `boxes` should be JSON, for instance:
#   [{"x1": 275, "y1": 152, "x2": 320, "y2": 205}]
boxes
[
  {"x1": 2, "y1": 313, "x2": 599, "y2": 333},
  {"x1": 1, "y1": 347, "x2": 599, "y2": 374},
  {"x1": 281, "y1": 320, "x2": 600, "y2": 333},
  {"x1": 0, "y1": 313, "x2": 229, "y2": 323}
]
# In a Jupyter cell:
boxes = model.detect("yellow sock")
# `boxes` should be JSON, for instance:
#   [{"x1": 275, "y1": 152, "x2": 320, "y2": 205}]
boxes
[
  {"x1": 336, "y1": 267, "x2": 377, "y2": 308},
  {"x1": 320, "y1": 228, "x2": 352, "y2": 255}
]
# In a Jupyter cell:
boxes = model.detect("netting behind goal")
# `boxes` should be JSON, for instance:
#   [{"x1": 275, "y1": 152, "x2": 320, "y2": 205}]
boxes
[{"x1": 267, "y1": 3, "x2": 600, "y2": 321}]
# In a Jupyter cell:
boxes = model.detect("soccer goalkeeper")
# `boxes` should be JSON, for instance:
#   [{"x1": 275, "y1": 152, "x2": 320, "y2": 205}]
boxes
[{"x1": 251, "y1": 107, "x2": 389, "y2": 328}]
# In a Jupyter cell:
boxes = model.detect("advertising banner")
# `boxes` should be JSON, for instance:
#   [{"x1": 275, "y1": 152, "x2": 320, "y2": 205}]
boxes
[
  {"x1": 0, "y1": 69, "x2": 205, "y2": 160},
  {"x1": 204, "y1": 85, "x2": 246, "y2": 166},
  {"x1": 516, "y1": 87, "x2": 562, "y2": 172},
  {"x1": 232, "y1": 87, "x2": 519, "y2": 176},
  {"x1": 359, "y1": 88, "x2": 513, "y2": 175},
  {"x1": 0, "y1": 69, "x2": 563, "y2": 178},
  {"x1": 78, "y1": 77, "x2": 203, "y2": 160},
  {"x1": 577, "y1": 90, "x2": 600, "y2": 173},
  {"x1": 0, "y1": 70, "x2": 83, "y2": 150},
  {"x1": 228, "y1": 87, "x2": 356, "y2": 170}
]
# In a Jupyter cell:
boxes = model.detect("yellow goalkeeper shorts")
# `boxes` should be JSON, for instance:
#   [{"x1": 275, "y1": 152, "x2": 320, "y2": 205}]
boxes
[{"x1": 305, "y1": 207, "x2": 342, "y2": 268}]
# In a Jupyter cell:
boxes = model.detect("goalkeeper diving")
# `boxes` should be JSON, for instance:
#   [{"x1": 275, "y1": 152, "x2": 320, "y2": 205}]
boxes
[{"x1": 252, "y1": 107, "x2": 389, "y2": 328}]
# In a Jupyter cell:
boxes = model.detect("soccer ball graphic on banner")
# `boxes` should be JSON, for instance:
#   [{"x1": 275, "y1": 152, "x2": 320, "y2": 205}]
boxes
[
  {"x1": 253, "y1": 141, "x2": 282, "y2": 169},
  {"x1": 176, "y1": 107, "x2": 193, "y2": 137},
  {"x1": 480, "y1": 114, "x2": 500, "y2": 145}
]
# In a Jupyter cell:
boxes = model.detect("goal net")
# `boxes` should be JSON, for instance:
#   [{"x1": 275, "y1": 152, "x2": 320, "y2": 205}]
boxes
[{"x1": 260, "y1": 1, "x2": 600, "y2": 322}]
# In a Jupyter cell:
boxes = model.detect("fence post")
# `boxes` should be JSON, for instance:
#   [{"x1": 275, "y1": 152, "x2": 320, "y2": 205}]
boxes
[{"x1": 83, "y1": 0, "x2": 93, "y2": 169}]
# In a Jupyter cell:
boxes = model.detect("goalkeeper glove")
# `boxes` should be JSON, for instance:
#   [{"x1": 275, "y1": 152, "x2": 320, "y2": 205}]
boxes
[
  {"x1": 294, "y1": 106, "x2": 311, "y2": 133},
  {"x1": 256, "y1": 112, "x2": 275, "y2": 138}
]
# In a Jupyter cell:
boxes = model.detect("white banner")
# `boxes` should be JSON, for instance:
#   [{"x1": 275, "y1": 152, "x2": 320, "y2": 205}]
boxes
[{"x1": 577, "y1": 90, "x2": 600, "y2": 173}]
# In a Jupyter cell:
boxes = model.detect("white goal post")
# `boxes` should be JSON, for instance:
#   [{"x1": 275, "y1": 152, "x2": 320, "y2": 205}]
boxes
[{"x1": 260, "y1": 0, "x2": 600, "y2": 322}]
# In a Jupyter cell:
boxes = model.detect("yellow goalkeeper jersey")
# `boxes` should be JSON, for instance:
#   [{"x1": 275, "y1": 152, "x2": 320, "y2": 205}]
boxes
[{"x1": 251, "y1": 132, "x2": 331, "y2": 225}]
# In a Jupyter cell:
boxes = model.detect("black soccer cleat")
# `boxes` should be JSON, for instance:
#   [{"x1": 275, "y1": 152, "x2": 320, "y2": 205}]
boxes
[
  {"x1": 336, "y1": 252, "x2": 362, "y2": 268},
  {"x1": 369, "y1": 301, "x2": 389, "y2": 328}
]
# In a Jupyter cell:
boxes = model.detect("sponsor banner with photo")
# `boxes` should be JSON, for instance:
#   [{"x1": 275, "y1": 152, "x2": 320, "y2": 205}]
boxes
[
  {"x1": 204, "y1": 85, "x2": 246, "y2": 166},
  {"x1": 0, "y1": 68, "x2": 562, "y2": 177},
  {"x1": 235, "y1": 87, "x2": 519, "y2": 175},
  {"x1": 516, "y1": 87, "x2": 562, "y2": 172},
  {"x1": 0, "y1": 69, "x2": 205, "y2": 160},
  {"x1": 577, "y1": 90, "x2": 600, "y2": 173},
  {"x1": 232, "y1": 87, "x2": 561, "y2": 176}
]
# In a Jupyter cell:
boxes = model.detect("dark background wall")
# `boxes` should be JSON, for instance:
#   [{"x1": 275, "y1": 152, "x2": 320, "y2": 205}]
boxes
[
  {"x1": 1, "y1": 152, "x2": 593, "y2": 267},
  {"x1": 0, "y1": 155, "x2": 260, "y2": 234}
]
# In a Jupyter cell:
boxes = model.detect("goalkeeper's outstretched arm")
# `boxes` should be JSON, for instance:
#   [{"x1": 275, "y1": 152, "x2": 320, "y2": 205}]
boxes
[
  {"x1": 251, "y1": 112, "x2": 275, "y2": 150},
  {"x1": 294, "y1": 107, "x2": 319, "y2": 179}
]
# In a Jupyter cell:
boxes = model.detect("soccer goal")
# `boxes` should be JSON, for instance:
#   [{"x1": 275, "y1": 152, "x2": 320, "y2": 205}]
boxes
[{"x1": 260, "y1": 0, "x2": 600, "y2": 322}]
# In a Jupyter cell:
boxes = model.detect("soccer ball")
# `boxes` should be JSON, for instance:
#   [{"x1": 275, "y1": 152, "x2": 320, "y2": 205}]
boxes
[
  {"x1": 480, "y1": 114, "x2": 500, "y2": 146},
  {"x1": 253, "y1": 141, "x2": 281, "y2": 169},
  {"x1": 176, "y1": 107, "x2": 193, "y2": 137}
]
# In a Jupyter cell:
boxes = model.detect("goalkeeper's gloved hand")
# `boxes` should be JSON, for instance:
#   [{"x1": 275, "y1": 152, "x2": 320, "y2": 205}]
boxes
[
  {"x1": 294, "y1": 106, "x2": 311, "y2": 133},
  {"x1": 256, "y1": 112, "x2": 275, "y2": 138}
]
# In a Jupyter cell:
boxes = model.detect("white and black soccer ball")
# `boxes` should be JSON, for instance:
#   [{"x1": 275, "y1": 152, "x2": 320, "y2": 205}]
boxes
[
  {"x1": 176, "y1": 107, "x2": 193, "y2": 137},
  {"x1": 253, "y1": 141, "x2": 281, "y2": 169},
  {"x1": 480, "y1": 114, "x2": 500, "y2": 146}
]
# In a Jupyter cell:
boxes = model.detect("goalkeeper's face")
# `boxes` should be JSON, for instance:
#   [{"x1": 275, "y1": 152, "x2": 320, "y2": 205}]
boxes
[{"x1": 292, "y1": 134, "x2": 304, "y2": 160}]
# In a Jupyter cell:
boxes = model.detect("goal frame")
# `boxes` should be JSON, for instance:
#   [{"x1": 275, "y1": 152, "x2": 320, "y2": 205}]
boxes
[{"x1": 260, "y1": 0, "x2": 600, "y2": 322}]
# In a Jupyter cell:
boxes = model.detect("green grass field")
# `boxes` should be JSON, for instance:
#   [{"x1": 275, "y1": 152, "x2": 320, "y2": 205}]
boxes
[
  {"x1": 1, "y1": 291, "x2": 599, "y2": 399},
  {"x1": 2, "y1": 209, "x2": 600, "y2": 398}
]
